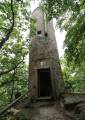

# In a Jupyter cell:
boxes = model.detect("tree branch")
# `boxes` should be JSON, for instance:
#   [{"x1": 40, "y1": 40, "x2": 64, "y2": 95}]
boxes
[
  {"x1": 10, "y1": 69, "x2": 16, "y2": 102},
  {"x1": 0, "y1": 80, "x2": 14, "y2": 88},
  {"x1": 0, "y1": 0, "x2": 15, "y2": 49},
  {"x1": 0, "y1": 60, "x2": 23, "y2": 76}
]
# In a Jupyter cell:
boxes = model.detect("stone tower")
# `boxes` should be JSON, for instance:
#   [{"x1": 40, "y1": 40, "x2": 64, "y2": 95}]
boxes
[{"x1": 29, "y1": 8, "x2": 64, "y2": 100}]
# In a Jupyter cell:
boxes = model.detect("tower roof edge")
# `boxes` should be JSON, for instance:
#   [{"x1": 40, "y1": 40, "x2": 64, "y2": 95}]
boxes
[{"x1": 31, "y1": 7, "x2": 43, "y2": 15}]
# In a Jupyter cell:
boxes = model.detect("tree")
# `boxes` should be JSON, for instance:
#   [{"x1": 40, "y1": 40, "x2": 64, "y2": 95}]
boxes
[
  {"x1": 61, "y1": 58, "x2": 85, "y2": 92},
  {"x1": 0, "y1": 0, "x2": 14, "y2": 48},
  {"x1": 42, "y1": 0, "x2": 85, "y2": 65},
  {"x1": 0, "y1": 0, "x2": 30, "y2": 106}
]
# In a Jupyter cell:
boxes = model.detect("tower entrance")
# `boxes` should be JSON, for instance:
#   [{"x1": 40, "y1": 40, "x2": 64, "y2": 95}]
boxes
[{"x1": 38, "y1": 68, "x2": 52, "y2": 97}]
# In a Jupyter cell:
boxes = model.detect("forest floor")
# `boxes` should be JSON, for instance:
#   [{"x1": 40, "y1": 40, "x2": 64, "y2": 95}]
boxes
[{"x1": 15, "y1": 101, "x2": 72, "y2": 120}]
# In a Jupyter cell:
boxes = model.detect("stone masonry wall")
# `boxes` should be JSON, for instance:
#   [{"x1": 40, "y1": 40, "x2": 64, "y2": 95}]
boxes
[{"x1": 29, "y1": 8, "x2": 64, "y2": 99}]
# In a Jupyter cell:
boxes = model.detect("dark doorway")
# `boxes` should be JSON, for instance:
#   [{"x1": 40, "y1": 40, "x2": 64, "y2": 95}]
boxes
[{"x1": 38, "y1": 68, "x2": 52, "y2": 97}]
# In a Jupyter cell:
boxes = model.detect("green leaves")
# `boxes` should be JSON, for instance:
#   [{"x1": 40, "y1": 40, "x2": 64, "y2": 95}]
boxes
[
  {"x1": 61, "y1": 58, "x2": 85, "y2": 92},
  {"x1": 64, "y1": 16, "x2": 85, "y2": 65},
  {"x1": 42, "y1": 0, "x2": 85, "y2": 65},
  {"x1": 0, "y1": 0, "x2": 30, "y2": 107}
]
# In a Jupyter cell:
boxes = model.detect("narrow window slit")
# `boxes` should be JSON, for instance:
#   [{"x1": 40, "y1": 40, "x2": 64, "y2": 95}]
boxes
[{"x1": 37, "y1": 31, "x2": 42, "y2": 34}]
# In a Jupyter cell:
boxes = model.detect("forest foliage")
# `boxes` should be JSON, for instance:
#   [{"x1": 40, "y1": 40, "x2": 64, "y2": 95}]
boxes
[
  {"x1": 41, "y1": 0, "x2": 85, "y2": 92},
  {"x1": 42, "y1": 0, "x2": 85, "y2": 65},
  {"x1": 0, "y1": 0, "x2": 30, "y2": 107},
  {"x1": 0, "y1": 0, "x2": 85, "y2": 109}
]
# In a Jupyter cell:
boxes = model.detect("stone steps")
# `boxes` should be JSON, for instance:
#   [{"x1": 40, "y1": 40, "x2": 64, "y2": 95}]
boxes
[
  {"x1": 26, "y1": 101, "x2": 69, "y2": 120},
  {"x1": 31, "y1": 102, "x2": 69, "y2": 120},
  {"x1": 15, "y1": 101, "x2": 72, "y2": 120}
]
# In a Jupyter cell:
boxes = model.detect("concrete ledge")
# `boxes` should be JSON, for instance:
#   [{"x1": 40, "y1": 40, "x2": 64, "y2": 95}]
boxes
[{"x1": 63, "y1": 93, "x2": 85, "y2": 104}]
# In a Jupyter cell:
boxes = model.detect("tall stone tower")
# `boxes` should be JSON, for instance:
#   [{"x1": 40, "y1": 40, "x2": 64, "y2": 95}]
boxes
[{"x1": 29, "y1": 8, "x2": 64, "y2": 100}]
